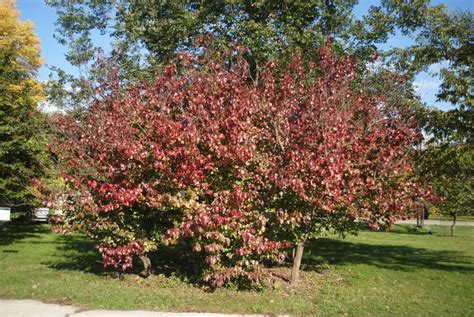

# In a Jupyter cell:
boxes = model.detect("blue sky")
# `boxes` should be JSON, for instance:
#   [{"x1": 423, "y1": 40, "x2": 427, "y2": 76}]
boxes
[{"x1": 17, "y1": 0, "x2": 473, "y2": 111}]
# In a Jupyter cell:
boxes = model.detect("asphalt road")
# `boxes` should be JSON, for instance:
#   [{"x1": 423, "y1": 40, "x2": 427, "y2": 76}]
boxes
[{"x1": 395, "y1": 219, "x2": 474, "y2": 226}]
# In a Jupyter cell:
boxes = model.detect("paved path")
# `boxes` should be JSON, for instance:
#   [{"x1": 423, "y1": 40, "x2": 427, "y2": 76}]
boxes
[
  {"x1": 0, "y1": 300, "x2": 268, "y2": 317},
  {"x1": 395, "y1": 219, "x2": 474, "y2": 226}
]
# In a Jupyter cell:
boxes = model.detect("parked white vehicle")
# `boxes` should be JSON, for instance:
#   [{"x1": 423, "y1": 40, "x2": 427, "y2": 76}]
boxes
[
  {"x1": 33, "y1": 208, "x2": 49, "y2": 222},
  {"x1": 0, "y1": 207, "x2": 11, "y2": 222}
]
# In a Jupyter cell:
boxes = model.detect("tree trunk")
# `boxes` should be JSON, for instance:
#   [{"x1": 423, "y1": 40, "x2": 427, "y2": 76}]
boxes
[
  {"x1": 138, "y1": 254, "x2": 153, "y2": 278},
  {"x1": 417, "y1": 208, "x2": 424, "y2": 228},
  {"x1": 451, "y1": 212, "x2": 457, "y2": 237},
  {"x1": 291, "y1": 239, "x2": 306, "y2": 286}
]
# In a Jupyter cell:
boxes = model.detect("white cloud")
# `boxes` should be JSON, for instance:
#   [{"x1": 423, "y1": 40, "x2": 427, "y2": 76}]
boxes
[
  {"x1": 426, "y1": 61, "x2": 449, "y2": 76},
  {"x1": 38, "y1": 100, "x2": 61, "y2": 113},
  {"x1": 413, "y1": 72, "x2": 454, "y2": 111},
  {"x1": 414, "y1": 78, "x2": 441, "y2": 93}
]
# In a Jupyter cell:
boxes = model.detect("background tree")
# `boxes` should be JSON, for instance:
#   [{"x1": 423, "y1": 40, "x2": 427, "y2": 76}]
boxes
[
  {"x1": 44, "y1": 0, "x2": 448, "y2": 110},
  {"x1": 418, "y1": 103, "x2": 473, "y2": 235},
  {"x1": 0, "y1": 0, "x2": 48, "y2": 207},
  {"x1": 397, "y1": 8, "x2": 474, "y2": 232},
  {"x1": 419, "y1": 127, "x2": 472, "y2": 235},
  {"x1": 388, "y1": 7, "x2": 472, "y2": 110}
]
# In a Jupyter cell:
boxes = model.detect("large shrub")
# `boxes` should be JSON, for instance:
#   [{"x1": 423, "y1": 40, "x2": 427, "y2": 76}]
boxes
[{"x1": 51, "y1": 46, "x2": 428, "y2": 286}]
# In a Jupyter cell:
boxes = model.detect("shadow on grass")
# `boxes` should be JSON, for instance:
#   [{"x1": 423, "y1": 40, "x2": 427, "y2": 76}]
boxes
[
  {"x1": 303, "y1": 238, "x2": 474, "y2": 273},
  {"x1": 41, "y1": 235, "x2": 211, "y2": 285},
  {"x1": 148, "y1": 244, "x2": 204, "y2": 281},
  {"x1": 42, "y1": 234, "x2": 196, "y2": 280},
  {"x1": 363, "y1": 224, "x2": 465, "y2": 237},
  {"x1": 361, "y1": 225, "x2": 432, "y2": 236},
  {"x1": 355, "y1": 223, "x2": 432, "y2": 236},
  {"x1": 41, "y1": 234, "x2": 110, "y2": 276},
  {"x1": 0, "y1": 223, "x2": 50, "y2": 245}
]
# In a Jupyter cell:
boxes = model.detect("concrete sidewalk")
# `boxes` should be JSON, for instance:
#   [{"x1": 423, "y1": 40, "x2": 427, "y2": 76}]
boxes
[
  {"x1": 395, "y1": 219, "x2": 474, "y2": 226},
  {"x1": 0, "y1": 300, "x2": 268, "y2": 317}
]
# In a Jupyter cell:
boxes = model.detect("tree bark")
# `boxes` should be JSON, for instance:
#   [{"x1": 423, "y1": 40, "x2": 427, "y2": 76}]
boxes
[
  {"x1": 138, "y1": 254, "x2": 153, "y2": 278},
  {"x1": 291, "y1": 239, "x2": 306, "y2": 286},
  {"x1": 451, "y1": 212, "x2": 457, "y2": 237}
]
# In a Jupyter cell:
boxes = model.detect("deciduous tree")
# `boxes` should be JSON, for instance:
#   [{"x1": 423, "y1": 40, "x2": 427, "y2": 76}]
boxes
[
  {"x1": 402, "y1": 9, "x2": 474, "y2": 234},
  {"x1": 0, "y1": 0, "x2": 47, "y2": 206}
]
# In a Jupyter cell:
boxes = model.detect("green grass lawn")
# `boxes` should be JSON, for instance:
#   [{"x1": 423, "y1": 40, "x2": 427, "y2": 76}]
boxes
[{"x1": 1, "y1": 223, "x2": 473, "y2": 316}]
